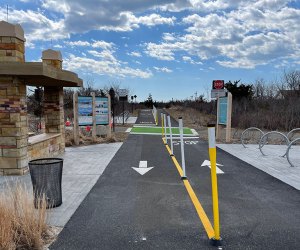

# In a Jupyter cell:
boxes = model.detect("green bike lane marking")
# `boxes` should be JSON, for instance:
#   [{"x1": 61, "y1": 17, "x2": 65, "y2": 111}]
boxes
[{"x1": 131, "y1": 126, "x2": 193, "y2": 135}]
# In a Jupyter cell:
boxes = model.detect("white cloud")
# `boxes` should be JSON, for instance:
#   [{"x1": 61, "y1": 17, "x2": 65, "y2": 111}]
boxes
[
  {"x1": 132, "y1": 13, "x2": 176, "y2": 26},
  {"x1": 145, "y1": 3, "x2": 300, "y2": 68},
  {"x1": 182, "y1": 56, "x2": 203, "y2": 65},
  {"x1": 54, "y1": 44, "x2": 63, "y2": 48},
  {"x1": 127, "y1": 51, "x2": 142, "y2": 57},
  {"x1": 0, "y1": 7, "x2": 67, "y2": 43},
  {"x1": 41, "y1": 0, "x2": 71, "y2": 13},
  {"x1": 91, "y1": 40, "x2": 114, "y2": 50},
  {"x1": 66, "y1": 40, "x2": 91, "y2": 46},
  {"x1": 153, "y1": 66, "x2": 173, "y2": 73},
  {"x1": 162, "y1": 33, "x2": 176, "y2": 41},
  {"x1": 64, "y1": 54, "x2": 152, "y2": 78}
]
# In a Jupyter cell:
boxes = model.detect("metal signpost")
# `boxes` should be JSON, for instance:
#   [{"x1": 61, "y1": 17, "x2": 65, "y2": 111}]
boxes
[{"x1": 119, "y1": 89, "x2": 128, "y2": 125}]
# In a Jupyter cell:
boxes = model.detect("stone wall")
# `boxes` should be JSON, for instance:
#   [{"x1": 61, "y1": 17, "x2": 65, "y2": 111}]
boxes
[
  {"x1": 0, "y1": 76, "x2": 28, "y2": 175},
  {"x1": 0, "y1": 37, "x2": 25, "y2": 62},
  {"x1": 28, "y1": 134, "x2": 62, "y2": 161},
  {"x1": 44, "y1": 86, "x2": 65, "y2": 152}
]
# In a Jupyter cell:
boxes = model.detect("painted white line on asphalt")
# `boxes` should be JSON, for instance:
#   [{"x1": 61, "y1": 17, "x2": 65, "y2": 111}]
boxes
[
  {"x1": 126, "y1": 128, "x2": 132, "y2": 132},
  {"x1": 132, "y1": 160, "x2": 154, "y2": 175},
  {"x1": 201, "y1": 160, "x2": 224, "y2": 174},
  {"x1": 173, "y1": 140, "x2": 199, "y2": 145},
  {"x1": 130, "y1": 132, "x2": 199, "y2": 138}
]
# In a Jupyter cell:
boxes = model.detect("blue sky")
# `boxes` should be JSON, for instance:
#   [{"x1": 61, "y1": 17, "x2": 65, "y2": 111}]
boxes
[{"x1": 1, "y1": 0, "x2": 300, "y2": 102}]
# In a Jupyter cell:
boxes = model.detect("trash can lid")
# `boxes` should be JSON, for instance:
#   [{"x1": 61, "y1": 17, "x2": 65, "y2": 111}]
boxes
[{"x1": 28, "y1": 158, "x2": 63, "y2": 165}]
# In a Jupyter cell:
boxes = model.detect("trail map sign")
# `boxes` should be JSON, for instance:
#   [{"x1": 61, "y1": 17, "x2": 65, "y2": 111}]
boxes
[
  {"x1": 78, "y1": 96, "x2": 109, "y2": 126},
  {"x1": 78, "y1": 96, "x2": 93, "y2": 126},
  {"x1": 95, "y1": 97, "x2": 109, "y2": 125}
]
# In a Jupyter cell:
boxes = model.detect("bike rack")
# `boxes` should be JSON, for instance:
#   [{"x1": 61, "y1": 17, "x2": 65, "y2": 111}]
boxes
[
  {"x1": 287, "y1": 128, "x2": 300, "y2": 141},
  {"x1": 241, "y1": 127, "x2": 300, "y2": 167},
  {"x1": 286, "y1": 138, "x2": 300, "y2": 167},
  {"x1": 259, "y1": 131, "x2": 290, "y2": 157},
  {"x1": 241, "y1": 127, "x2": 264, "y2": 148}
]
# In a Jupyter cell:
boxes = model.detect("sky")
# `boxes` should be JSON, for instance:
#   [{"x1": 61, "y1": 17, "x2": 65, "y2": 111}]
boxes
[{"x1": 1, "y1": 0, "x2": 300, "y2": 102}]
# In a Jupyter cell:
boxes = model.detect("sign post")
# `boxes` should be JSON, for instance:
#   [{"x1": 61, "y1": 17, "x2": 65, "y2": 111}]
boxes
[
  {"x1": 91, "y1": 92, "x2": 96, "y2": 140},
  {"x1": 119, "y1": 89, "x2": 128, "y2": 125},
  {"x1": 73, "y1": 92, "x2": 79, "y2": 145}
]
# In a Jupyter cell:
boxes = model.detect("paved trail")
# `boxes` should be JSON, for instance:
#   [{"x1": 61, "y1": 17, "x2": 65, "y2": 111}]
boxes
[{"x1": 51, "y1": 109, "x2": 300, "y2": 249}]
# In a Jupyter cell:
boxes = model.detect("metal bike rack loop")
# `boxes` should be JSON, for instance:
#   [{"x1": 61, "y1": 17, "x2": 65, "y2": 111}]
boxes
[
  {"x1": 241, "y1": 127, "x2": 264, "y2": 148},
  {"x1": 286, "y1": 138, "x2": 300, "y2": 167},
  {"x1": 259, "y1": 131, "x2": 290, "y2": 157}
]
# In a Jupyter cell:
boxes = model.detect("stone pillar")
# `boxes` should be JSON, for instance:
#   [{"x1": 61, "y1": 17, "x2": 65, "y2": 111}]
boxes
[
  {"x1": 42, "y1": 50, "x2": 65, "y2": 153},
  {"x1": 0, "y1": 21, "x2": 25, "y2": 62},
  {"x1": 0, "y1": 21, "x2": 28, "y2": 175}
]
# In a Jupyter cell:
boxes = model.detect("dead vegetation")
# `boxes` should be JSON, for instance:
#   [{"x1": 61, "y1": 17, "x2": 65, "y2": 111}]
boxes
[
  {"x1": 0, "y1": 184, "x2": 55, "y2": 250},
  {"x1": 65, "y1": 127, "x2": 128, "y2": 147}
]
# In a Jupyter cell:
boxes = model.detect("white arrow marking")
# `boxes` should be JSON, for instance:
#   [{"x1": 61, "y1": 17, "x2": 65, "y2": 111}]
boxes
[
  {"x1": 132, "y1": 161, "x2": 154, "y2": 175},
  {"x1": 201, "y1": 160, "x2": 224, "y2": 174}
]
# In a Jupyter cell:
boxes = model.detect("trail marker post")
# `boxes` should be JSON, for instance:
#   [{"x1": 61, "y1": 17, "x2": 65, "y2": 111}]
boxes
[
  {"x1": 164, "y1": 114, "x2": 168, "y2": 144},
  {"x1": 91, "y1": 92, "x2": 96, "y2": 140},
  {"x1": 179, "y1": 117, "x2": 187, "y2": 179},
  {"x1": 161, "y1": 113, "x2": 164, "y2": 138},
  {"x1": 73, "y1": 92, "x2": 79, "y2": 145},
  {"x1": 167, "y1": 115, "x2": 174, "y2": 156},
  {"x1": 207, "y1": 124, "x2": 222, "y2": 246}
]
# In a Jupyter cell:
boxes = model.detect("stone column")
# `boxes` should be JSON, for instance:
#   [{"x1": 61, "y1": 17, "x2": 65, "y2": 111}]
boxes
[
  {"x1": 42, "y1": 50, "x2": 65, "y2": 154},
  {"x1": 0, "y1": 21, "x2": 28, "y2": 175}
]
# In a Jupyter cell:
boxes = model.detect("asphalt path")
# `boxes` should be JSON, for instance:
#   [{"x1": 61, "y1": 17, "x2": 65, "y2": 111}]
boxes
[
  {"x1": 51, "y1": 109, "x2": 300, "y2": 249},
  {"x1": 51, "y1": 109, "x2": 214, "y2": 249},
  {"x1": 169, "y1": 133, "x2": 300, "y2": 247}
]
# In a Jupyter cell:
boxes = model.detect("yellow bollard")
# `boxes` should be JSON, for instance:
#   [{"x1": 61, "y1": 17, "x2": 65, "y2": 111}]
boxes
[
  {"x1": 156, "y1": 111, "x2": 158, "y2": 126},
  {"x1": 207, "y1": 124, "x2": 222, "y2": 246}
]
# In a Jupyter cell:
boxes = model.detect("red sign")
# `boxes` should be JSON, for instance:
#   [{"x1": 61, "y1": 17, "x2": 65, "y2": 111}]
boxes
[{"x1": 212, "y1": 80, "x2": 225, "y2": 89}]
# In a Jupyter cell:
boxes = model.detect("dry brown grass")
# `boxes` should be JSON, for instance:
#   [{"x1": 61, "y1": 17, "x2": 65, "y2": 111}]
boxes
[
  {"x1": 0, "y1": 184, "x2": 53, "y2": 250},
  {"x1": 65, "y1": 127, "x2": 128, "y2": 147}
]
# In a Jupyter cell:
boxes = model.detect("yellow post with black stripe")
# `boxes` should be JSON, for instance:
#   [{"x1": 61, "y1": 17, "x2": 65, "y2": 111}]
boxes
[{"x1": 207, "y1": 124, "x2": 222, "y2": 246}]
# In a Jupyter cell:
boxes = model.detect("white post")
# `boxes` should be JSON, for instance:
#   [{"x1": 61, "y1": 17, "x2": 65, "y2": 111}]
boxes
[
  {"x1": 164, "y1": 114, "x2": 168, "y2": 144},
  {"x1": 73, "y1": 92, "x2": 79, "y2": 145},
  {"x1": 226, "y1": 92, "x2": 232, "y2": 143},
  {"x1": 179, "y1": 117, "x2": 187, "y2": 179},
  {"x1": 91, "y1": 92, "x2": 96, "y2": 140},
  {"x1": 167, "y1": 115, "x2": 174, "y2": 155},
  {"x1": 107, "y1": 94, "x2": 112, "y2": 137}
]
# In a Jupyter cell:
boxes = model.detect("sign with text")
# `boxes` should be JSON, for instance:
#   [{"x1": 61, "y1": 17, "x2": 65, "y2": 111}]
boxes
[
  {"x1": 218, "y1": 97, "x2": 228, "y2": 125},
  {"x1": 211, "y1": 89, "x2": 227, "y2": 99},
  {"x1": 78, "y1": 96, "x2": 109, "y2": 126},
  {"x1": 212, "y1": 80, "x2": 225, "y2": 89},
  {"x1": 119, "y1": 89, "x2": 128, "y2": 101},
  {"x1": 78, "y1": 96, "x2": 93, "y2": 126},
  {"x1": 95, "y1": 97, "x2": 109, "y2": 125}
]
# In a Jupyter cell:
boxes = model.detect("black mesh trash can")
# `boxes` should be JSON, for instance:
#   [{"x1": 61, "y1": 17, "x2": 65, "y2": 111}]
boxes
[{"x1": 29, "y1": 158, "x2": 63, "y2": 209}]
